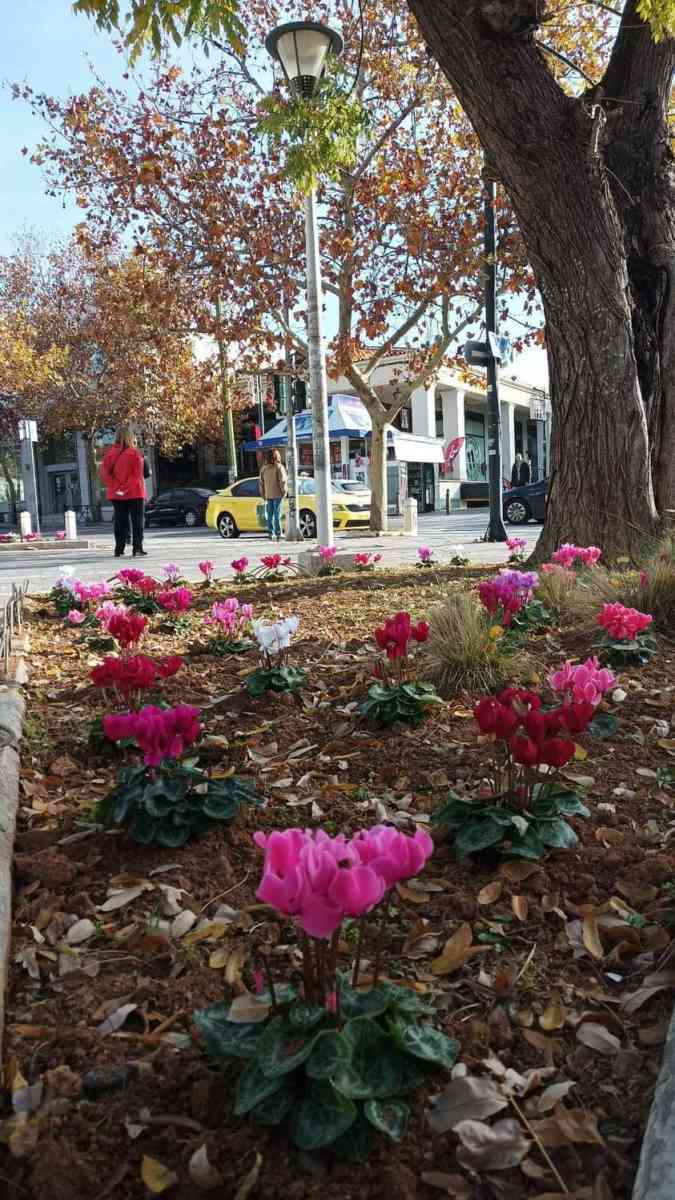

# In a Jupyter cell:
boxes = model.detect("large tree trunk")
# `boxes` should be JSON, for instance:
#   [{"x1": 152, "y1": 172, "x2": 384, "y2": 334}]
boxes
[{"x1": 407, "y1": 0, "x2": 674, "y2": 558}]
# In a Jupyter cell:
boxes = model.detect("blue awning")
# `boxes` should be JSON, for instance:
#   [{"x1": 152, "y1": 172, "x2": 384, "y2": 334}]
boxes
[{"x1": 244, "y1": 393, "x2": 376, "y2": 450}]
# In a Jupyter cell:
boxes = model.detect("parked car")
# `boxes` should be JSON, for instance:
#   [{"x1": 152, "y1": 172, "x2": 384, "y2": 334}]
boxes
[
  {"x1": 206, "y1": 476, "x2": 371, "y2": 539},
  {"x1": 503, "y1": 477, "x2": 548, "y2": 524},
  {"x1": 145, "y1": 487, "x2": 215, "y2": 529}
]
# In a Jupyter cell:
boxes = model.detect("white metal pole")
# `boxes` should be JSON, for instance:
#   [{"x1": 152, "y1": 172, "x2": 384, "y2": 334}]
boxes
[{"x1": 304, "y1": 186, "x2": 333, "y2": 547}]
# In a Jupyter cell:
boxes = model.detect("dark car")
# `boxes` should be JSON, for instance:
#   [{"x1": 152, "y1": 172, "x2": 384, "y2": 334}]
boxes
[
  {"x1": 503, "y1": 477, "x2": 548, "y2": 524},
  {"x1": 145, "y1": 487, "x2": 215, "y2": 529}
]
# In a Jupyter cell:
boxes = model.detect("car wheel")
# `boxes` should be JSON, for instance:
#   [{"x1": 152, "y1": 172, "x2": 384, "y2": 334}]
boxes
[
  {"x1": 217, "y1": 512, "x2": 239, "y2": 539},
  {"x1": 299, "y1": 509, "x2": 317, "y2": 539},
  {"x1": 184, "y1": 508, "x2": 198, "y2": 528},
  {"x1": 504, "y1": 498, "x2": 531, "y2": 524}
]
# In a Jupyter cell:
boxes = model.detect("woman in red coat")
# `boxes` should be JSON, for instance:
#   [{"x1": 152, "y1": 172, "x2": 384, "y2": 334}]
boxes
[{"x1": 101, "y1": 427, "x2": 147, "y2": 558}]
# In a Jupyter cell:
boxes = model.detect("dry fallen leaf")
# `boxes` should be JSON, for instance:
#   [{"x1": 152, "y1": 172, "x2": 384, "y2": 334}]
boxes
[
  {"x1": 478, "y1": 880, "x2": 502, "y2": 906},
  {"x1": 426, "y1": 1075, "x2": 508, "y2": 1133},
  {"x1": 576, "y1": 1022, "x2": 621, "y2": 1056},
  {"x1": 141, "y1": 1155, "x2": 178, "y2": 1194},
  {"x1": 98, "y1": 883, "x2": 153, "y2": 912},
  {"x1": 420, "y1": 1172, "x2": 472, "y2": 1199},
  {"x1": 96, "y1": 1002, "x2": 138, "y2": 1038},
  {"x1": 512, "y1": 896, "x2": 529, "y2": 922},
  {"x1": 227, "y1": 994, "x2": 272, "y2": 1025},
  {"x1": 455, "y1": 1117, "x2": 531, "y2": 1170},
  {"x1": 208, "y1": 946, "x2": 231, "y2": 970},
  {"x1": 594, "y1": 827, "x2": 624, "y2": 846},
  {"x1": 431, "y1": 923, "x2": 474, "y2": 976},
  {"x1": 537, "y1": 1081, "x2": 575, "y2": 1112},
  {"x1": 183, "y1": 922, "x2": 227, "y2": 946},
  {"x1": 170, "y1": 910, "x2": 198, "y2": 939},
  {"x1": 234, "y1": 1151, "x2": 263, "y2": 1200},
  {"x1": 539, "y1": 996, "x2": 567, "y2": 1032},
  {"x1": 500, "y1": 861, "x2": 540, "y2": 884},
  {"x1": 188, "y1": 1143, "x2": 224, "y2": 1191},
  {"x1": 225, "y1": 945, "x2": 247, "y2": 991},
  {"x1": 554, "y1": 1106, "x2": 604, "y2": 1146},
  {"x1": 638, "y1": 1020, "x2": 670, "y2": 1045},
  {"x1": 582, "y1": 915, "x2": 604, "y2": 960}
]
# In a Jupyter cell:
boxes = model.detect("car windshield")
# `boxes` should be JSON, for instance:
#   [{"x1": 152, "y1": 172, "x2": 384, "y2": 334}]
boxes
[{"x1": 333, "y1": 481, "x2": 369, "y2": 493}]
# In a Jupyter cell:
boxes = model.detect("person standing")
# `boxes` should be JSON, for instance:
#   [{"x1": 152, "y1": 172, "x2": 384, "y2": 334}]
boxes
[
  {"x1": 519, "y1": 454, "x2": 531, "y2": 486},
  {"x1": 510, "y1": 452, "x2": 523, "y2": 488},
  {"x1": 100, "y1": 426, "x2": 147, "y2": 558},
  {"x1": 259, "y1": 449, "x2": 287, "y2": 540}
]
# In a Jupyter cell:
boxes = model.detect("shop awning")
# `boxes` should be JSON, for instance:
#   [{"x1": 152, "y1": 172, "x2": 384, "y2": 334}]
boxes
[{"x1": 244, "y1": 394, "x2": 444, "y2": 464}]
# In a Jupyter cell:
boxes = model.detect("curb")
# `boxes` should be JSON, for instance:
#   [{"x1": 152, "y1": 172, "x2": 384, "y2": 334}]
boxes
[
  {"x1": 0, "y1": 685, "x2": 24, "y2": 1064},
  {"x1": 632, "y1": 1004, "x2": 675, "y2": 1200}
]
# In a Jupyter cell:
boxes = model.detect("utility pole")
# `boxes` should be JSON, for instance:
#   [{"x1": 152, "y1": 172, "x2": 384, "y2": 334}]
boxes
[
  {"x1": 482, "y1": 160, "x2": 507, "y2": 543},
  {"x1": 284, "y1": 309, "x2": 301, "y2": 541},
  {"x1": 215, "y1": 298, "x2": 237, "y2": 484},
  {"x1": 304, "y1": 186, "x2": 333, "y2": 546}
]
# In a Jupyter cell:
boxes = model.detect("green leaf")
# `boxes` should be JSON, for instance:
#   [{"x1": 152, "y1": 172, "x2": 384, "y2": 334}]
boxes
[
  {"x1": 291, "y1": 1081, "x2": 357, "y2": 1151},
  {"x1": 364, "y1": 1099, "x2": 410, "y2": 1141},
  {"x1": 538, "y1": 818, "x2": 579, "y2": 849},
  {"x1": 154, "y1": 823, "x2": 192, "y2": 847},
  {"x1": 506, "y1": 825, "x2": 547, "y2": 859},
  {"x1": 255, "y1": 1016, "x2": 320, "y2": 1078},
  {"x1": 306, "y1": 1030, "x2": 351, "y2": 1080},
  {"x1": 234, "y1": 1059, "x2": 285, "y2": 1117},
  {"x1": 554, "y1": 794, "x2": 590, "y2": 817},
  {"x1": 332, "y1": 1113, "x2": 377, "y2": 1162},
  {"x1": 128, "y1": 808, "x2": 159, "y2": 844},
  {"x1": 378, "y1": 982, "x2": 435, "y2": 1017},
  {"x1": 454, "y1": 817, "x2": 504, "y2": 856},
  {"x1": 193, "y1": 1005, "x2": 264, "y2": 1060},
  {"x1": 333, "y1": 1021, "x2": 405, "y2": 1099},
  {"x1": 395, "y1": 1023, "x2": 459, "y2": 1071},
  {"x1": 339, "y1": 980, "x2": 389, "y2": 1020},
  {"x1": 251, "y1": 1079, "x2": 296, "y2": 1126},
  {"x1": 588, "y1": 713, "x2": 619, "y2": 739},
  {"x1": 288, "y1": 1000, "x2": 328, "y2": 1032},
  {"x1": 245, "y1": 666, "x2": 307, "y2": 695}
]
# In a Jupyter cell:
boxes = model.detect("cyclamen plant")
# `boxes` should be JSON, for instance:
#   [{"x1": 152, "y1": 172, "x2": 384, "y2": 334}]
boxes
[
  {"x1": 257, "y1": 553, "x2": 298, "y2": 581},
  {"x1": 91, "y1": 653, "x2": 183, "y2": 707},
  {"x1": 478, "y1": 569, "x2": 540, "y2": 628},
  {"x1": 198, "y1": 560, "x2": 216, "y2": 584},
  {"x1": 97, "y1": 703, "x2": 262, "y2": 845},
  {"x1": 194, "y1": 824, "x2": 459, "y2": 1158},
  {"x1": 506, "y1": 537, "x2": 527, "y2": 564},
  {"x1": 417, "y1": 546, "x2": 435, "y2": 568},
  {"x1": 203, "y1": 598, "x2": 254, "y2": 654},
  {"x1": 433, "y1": 687, "x2": 592, "y2": 859},
  {"x1": 231, "y1": 556, "x2": 250, "y2": 582},
  {"x1": 449, "y1": 544, "x2": 469, "y2": 567},
  {"x1": 157, "y1": 586, "x2": 192, "y2": 613},
  {"x1": 353, "y1": 552, "x2": 382, "y2": 572},
  {"x1": 360, "y1": 612, "x2": 440, "y2": 728},
  {"x1": 317, "y1": 545, "x2": 338, "y2": 575},
  {"x1": 245, "y1": 615, "x2": 307, "y2": 695},
  {"x1": 595, "y1": 603, "x2": 656, "y2": 666},
  {"x1": 548, "y1": 657, "x2": 615, "y2": 707},
  {"x1": 551, "y1": 544, "x2": 602, "y2": 570},
  {"x1": 114, "y1": 570, "x2": 163, "y2": 614}
]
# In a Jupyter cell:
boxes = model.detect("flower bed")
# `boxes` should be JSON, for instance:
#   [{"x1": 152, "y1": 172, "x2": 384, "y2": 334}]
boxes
[{"x1": 4, "y1": 558, "x2": 675, "y2": 1199}]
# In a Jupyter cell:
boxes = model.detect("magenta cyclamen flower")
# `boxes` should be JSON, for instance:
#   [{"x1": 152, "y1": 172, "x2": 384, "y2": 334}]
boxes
[
  {"x1": 198, "y1": 560, "x2": 215, "y2": 579},
  {"x1": 253, "y1": 825, "x2": 431, "y2": 940},
  {"x1": 67, "y1": 609, "x2": 86, "y2": 625},
  {"x1": 418, "y1": 546, "x2": 433, "y2": 563},
  {"x1": 318, "y1": 545, "x2": 337, "y2": 562},
  {"x1": 103, "y1": 703, "x2": 201, "y2": 766},
  {"x1": 204, "y1": 597, "x2": 253, "y2": 640},
  {"x1": 551, "y1": 544, "x2": 602, "y2": 570},
  {"x1": 597, "y1": 602, "x2": 653, "y2": 642},
  {"x1": 478, "y1": 568, "x2": 539, "y2": 626},
  {"x1": 231, "y1": 557, "x2": 249, "y2": 575},
  {"x1": 506, "y1": 537, "x2": 527, "y2": 554},
  {"x1": 162, "y1": 563, "x2": 181, "y2": 582},
  {"x1": 116, "y1": 568, "x2": 146, "y2": 586},
  {"x1": 157, "y1": 586, "x2": 192, "y2": 613},
  {"x1": 74, "y1": 580, "x2": 113, "y2": 604},
  {"x1": 549, "y1": 656, "x2": 616, "y2": 707}
]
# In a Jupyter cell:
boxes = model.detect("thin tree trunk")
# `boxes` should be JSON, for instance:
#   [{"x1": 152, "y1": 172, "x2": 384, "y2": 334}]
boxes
[
  {"x1": 407, "y1": 0, "x2": 673, "y2": 558},
  {"x1": 370, "y1": 419, "x2": 388, "y2": 533}
]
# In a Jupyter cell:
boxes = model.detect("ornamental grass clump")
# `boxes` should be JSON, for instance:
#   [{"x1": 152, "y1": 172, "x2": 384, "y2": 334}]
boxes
[
  {"x1": 245, "y1": 615, "x2": 307, "y2": 695},
  {"x1": 194, "y1": 824, "x2": 459, "y2": 1158},
  {"x1": 360, "y1": 611, "x2": 440, "y2": 727},
  {"x1": 595, "y1": 602, "x2": 656, "y2": 666},
  {"x1": 203, "y1": 598, "x2": 254, "y2": 654},
  {"x1": 433, "y1": 687, "x2": 592, "y2": 859},
  {"x1": 425, "y1": 591, "x2": 529, "y2": 697},
  {"x1": 97, "y1": 703, "x2": 261, "y2": 845},
  {"x1": 623, "y1": 538, "x2": 675, "y2": 635}
]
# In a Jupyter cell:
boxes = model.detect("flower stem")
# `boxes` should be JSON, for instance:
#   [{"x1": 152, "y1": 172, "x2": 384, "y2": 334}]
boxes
[
  {"x1": 351, "y1": 915, "x2": 367, "y2": 988},
  {"x1": 259, "y1": 951, "x2": 278, "y2": 1014},
  {"x1": 301, "y1": 932, "x2": 315, "y2": 1005},
  {"x1": 373, "y1": 896, "x2": 392, "y2": 986}
]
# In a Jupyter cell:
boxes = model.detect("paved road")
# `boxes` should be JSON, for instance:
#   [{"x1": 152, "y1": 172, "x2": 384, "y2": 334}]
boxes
[{"x1": 0, "y1": 511, "x2": 540, "y2": 599}]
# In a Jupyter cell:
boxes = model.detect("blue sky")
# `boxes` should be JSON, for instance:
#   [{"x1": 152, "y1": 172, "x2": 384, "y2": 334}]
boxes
[{"x1": 1, "y1": 2, "x2": 547, "y2": 388}]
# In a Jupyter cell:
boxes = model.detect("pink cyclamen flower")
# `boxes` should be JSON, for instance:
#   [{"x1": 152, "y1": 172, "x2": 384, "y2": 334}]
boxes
[
  {"x1": 54, "y1": 531, "x2": 67, "y2": 541},
  {"x1": 162, "y1": 563, "x2": 181, "y2": 582},
  {"x1": 597, "y1": 603, "x2": 653, "y2": 642},
  {"x1": 231, "y1": 557, "x2": 249, "y2": 574},
  {"x1": 549, "y1": 656, "x2": 616, "y2": 707},
  {"x1": 198, "y1": 560, "x2": 215, "y2": 579},
  {"x1": 116, "y1": 568, "x2": 146, "y2": 586},
  {"x1": 67, "y1": 609, "x2": 86, "y2": 625},
  {"x1": 418, "y1": 546, "x2": 433, "y2": 562},
  {"x1": 352, "y1": 825, "x2": 434, "y2": 886},
  {"x1": 157, "y1": 586, "x2": 192, "y2": 613},
  {"x1": 318, "y1": 546, "x2": 337, "y2": 562},
  {"x1": 506, "y1": 537, "x2": 527, "y2": 554},
  {"x1": 103, "y1": 703, "x2": 200, "y2": 766}
]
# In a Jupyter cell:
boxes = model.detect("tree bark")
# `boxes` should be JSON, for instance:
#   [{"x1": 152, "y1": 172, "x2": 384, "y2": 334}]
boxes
[
  {"x1": 406, "y1": 0, "x2": 674, "y2": 558},
  {"x1": 369, "y1": 417, "x2": 388, "y2": 533}
]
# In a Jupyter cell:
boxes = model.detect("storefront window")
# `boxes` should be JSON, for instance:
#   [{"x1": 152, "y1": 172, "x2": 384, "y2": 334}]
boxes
[
  {"x1": 465, "y1": 412, "x2": 487, "y2": 482},
  {"x1": 42, "y1": 433, "x2": 76, "y2": 466}
]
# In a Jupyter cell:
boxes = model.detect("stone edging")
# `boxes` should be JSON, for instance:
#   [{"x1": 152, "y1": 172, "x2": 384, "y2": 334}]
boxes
[
  {"x1": 632, "y1": 1004, "x2": 675, "y2": 1200},
  {"x1": 0, "y1": 684, "x2": 24, "y2": 1062},
  {"x1": 0, "y1": 540, "x2": 90, "y2": 551}
]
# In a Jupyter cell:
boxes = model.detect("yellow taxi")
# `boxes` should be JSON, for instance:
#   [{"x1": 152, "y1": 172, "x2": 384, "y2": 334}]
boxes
[{"x1": 206, "y1": 476, "x2": 371, "y2": 539}]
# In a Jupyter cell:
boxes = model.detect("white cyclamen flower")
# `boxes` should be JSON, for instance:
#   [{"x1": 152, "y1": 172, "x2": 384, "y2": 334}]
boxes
[{"x1": 252, "y1": 616, "x2": 299, "y2": 657}]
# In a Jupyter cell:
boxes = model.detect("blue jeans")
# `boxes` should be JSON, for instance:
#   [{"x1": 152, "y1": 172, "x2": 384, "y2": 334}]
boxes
[{"x1": 266, "y1": 497, "x2": 282, "y2": 538}]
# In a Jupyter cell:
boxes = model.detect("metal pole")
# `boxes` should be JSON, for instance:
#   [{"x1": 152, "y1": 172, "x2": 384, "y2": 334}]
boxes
[
  {"x1": 29, "y1": 437, "x2": 40, "y2": 536},
  {"x1": 284, "y1": 314, "x2": 301, "y2": 541},
  {"x1": 215, "y1": 298, "x2": 238, "y2": 484},
  {"x1": 482, "y1": 162, "x2": 507, "y2": 543},
  {"x1": 304, "y1": 187, "x2": 333, "y2": 547}
]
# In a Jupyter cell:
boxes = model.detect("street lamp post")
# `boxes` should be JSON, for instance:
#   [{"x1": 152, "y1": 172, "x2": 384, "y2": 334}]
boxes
[
  {"x1": 265, "y1": 21, "x2": 344, "y2": 548},
  {"x1": 482, "y1": 159, "x2": 507, "y2": 543}
]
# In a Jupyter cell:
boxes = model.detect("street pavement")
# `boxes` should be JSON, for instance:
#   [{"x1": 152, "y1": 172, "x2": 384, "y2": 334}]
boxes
[{"x1": 0, "y1": 511, "x2": 540, "y2": 600}]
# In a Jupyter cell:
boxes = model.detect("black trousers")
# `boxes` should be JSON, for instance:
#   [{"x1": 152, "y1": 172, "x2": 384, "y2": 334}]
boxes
[{"x1": 113, "y1": 499, "x2": 144, "y2": 554}]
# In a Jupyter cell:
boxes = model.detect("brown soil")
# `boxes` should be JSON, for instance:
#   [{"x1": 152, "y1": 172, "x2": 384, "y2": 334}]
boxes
[{"x1": 2, "y1": 567, "x2": 675, "y2": 1200}]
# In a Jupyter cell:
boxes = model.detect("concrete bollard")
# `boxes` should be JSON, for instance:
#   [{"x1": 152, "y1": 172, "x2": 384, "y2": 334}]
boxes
[
  {"x1": 64, "y1": 509, "x2": 77, "y2": 540},
  {"x1": 403, "y1": 498, "x2": 418, "y2": 536},
  {"x1": 19, "y1": 511, "x2": 32, "y2": 539}
]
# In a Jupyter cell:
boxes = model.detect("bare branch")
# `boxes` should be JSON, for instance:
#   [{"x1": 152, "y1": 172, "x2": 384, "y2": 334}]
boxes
[{"x1": 536, "y1": 41, "x2": 598, "y2": 85}]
